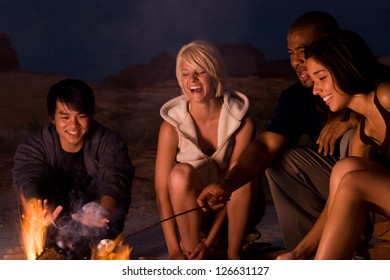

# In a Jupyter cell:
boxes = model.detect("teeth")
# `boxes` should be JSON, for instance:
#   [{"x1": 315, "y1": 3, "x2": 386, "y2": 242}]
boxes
[
  {"x1": 190, "y1": 86, "x2": 201, "y2": 92},
  {"x1": 323, "y1": 94, "x2": 333, "y2": 102}
]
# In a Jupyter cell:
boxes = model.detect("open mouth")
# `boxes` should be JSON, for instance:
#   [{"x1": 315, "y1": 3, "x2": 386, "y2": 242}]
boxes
[
  {"x1": 299, "y1": 70, "x2": 308, "y2": 81},
  {"x1": 189, "y1": 86, "x2": 201, "y2": 93}
]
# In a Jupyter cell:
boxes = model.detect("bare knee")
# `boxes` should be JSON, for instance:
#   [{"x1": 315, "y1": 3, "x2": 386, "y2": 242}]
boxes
[
  {"x1": 169, "y1": 163, "x2": 199, "y2": 194},
  {"x1": 330, "y1": 158, "x2": 368, "y2": 195},
  {"x1": 337, "y1": 171, "x2": 365, "y2": 201}
]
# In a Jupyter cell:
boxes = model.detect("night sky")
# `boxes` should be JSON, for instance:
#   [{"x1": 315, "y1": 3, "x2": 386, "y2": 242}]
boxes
[{"x1": 0, "y1": 0, "x2": 389, "y2": 82}]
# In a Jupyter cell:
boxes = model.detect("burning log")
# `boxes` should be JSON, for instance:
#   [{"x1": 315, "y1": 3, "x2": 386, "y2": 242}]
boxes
[
  {"x1": 36, "y1": 246, "x2": 66, "y2": 260},
  {"x1": 92, "y1": 234, "x2": 132, "y2": 260},
  {"x1": 20, "y1": 197, "x2": 132, "y2": 260}
]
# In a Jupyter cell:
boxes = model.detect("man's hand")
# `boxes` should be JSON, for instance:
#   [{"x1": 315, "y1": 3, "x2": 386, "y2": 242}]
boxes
[
  {"x1": 22, "y1": 198, "x2": 62, "y2": 227},
  {"x1": 317, "y1": 118, "x2": 354, "y2": 156},
  {"x1": 196, "y1": 181, "x2": 231, "y2": 211},
  {"x1": 72, "y1": 202, "x2": 110, "y2": 228}
]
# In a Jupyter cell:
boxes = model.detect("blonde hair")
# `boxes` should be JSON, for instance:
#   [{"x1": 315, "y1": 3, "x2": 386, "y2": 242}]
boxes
[{"x1": 176, "y1": 40, "x2": 226, "y2": 97}]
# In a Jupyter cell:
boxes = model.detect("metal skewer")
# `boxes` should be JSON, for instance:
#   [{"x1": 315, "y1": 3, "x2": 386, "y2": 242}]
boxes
[
  {"x1": 159, "y1": 204, "x2": 209, "y2": 223},
  {"x1": 125, "y1": 201, "x2": 227, "y2": 239}
]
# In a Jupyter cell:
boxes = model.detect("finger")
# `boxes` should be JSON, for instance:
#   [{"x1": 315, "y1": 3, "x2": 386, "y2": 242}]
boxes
[
  {"x1": 36, "y1": 199, "x2": 43, "y2": 212},
  {"x1": 71, "y1": 213, "x2": 81, "y2": 222},
  {"x1": 52, "y1": 206, "x2": 63, "y2": 221},
  {"x1": 322, "y1": 143, "x2": 329, "y2": 156},
  {"x1": 197, "y1": 191, "x2": 212, "y2": 211},
  {"x1": 72, "y1": 213, "x2": 109, "y2": 228},
  {"x1": 187, "y1": 244, "x2": 201, "y2": 260},
  {"x1": 328, "y1": 136, "x2": 338, "y2": 156},
  {"x1": 210, "y1": 202, "x2": 226, "y2": 210},
  {"x1": 43, "y1": 199, "x2": 49, "y2": 209}
]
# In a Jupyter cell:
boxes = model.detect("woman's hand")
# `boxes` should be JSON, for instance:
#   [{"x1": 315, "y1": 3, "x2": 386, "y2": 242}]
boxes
[
  {"x1": 275, "y1": 250, "x2": 303, "y2": 260},
  {"x1": 186, "y1": 240, "x2": 209, "y2": 260}
]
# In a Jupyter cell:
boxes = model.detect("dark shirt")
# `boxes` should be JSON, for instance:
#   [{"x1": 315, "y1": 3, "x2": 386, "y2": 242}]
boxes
[
  {"x1": 13, "y1": 121, "x2": 134, "y2": 236},
  {"x1": 53, "y1": 148, "x2": 92, "y2": 214},
  {"x1": 265, "y1": 81, "x2": 339, "y2": 156}
]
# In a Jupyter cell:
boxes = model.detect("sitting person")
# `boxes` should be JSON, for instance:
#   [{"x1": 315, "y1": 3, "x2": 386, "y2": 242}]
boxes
[
  {"x1": 13, "y1": 78, "x2": 134, "y2": 259},
  {"x1": 196, "y1": 11, "x2": 361, "y2": 252},
  {"x1": 278, "y1": 29, "x2": 390, "y2": 259},
  {"x1": 155, "y1": 40, "x2": 263, "y2": 260}
]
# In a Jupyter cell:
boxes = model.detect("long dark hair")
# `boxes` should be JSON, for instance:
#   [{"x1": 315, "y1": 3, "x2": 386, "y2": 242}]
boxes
[{"x1": 306, "y1": 29, "x2": 389, "y2": 96}]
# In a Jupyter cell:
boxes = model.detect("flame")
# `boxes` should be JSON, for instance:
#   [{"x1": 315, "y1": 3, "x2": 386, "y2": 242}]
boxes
[
  {"x1": 20, "y1": 197, "x2": 48, "y2": 260},
  {"x1": 92, "y1": 234, "x2": 132, "y2": 260},
  {"x1": 20, "y1": 196, "x2": 132, "y2": 260}
]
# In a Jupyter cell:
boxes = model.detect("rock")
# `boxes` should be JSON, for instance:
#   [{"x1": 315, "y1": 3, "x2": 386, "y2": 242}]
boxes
[
  {"x1": 103, "y1": 43, "x2": 290, "y2": 91},
  {"x1": 217, "y1": 43, "x2": 266, "y2": 77},
  {"x1": 103, "y1": 52, "x2": 176, "y2": 90},
  {"x1": 0, "y1": 33, "x2": 20, "y2": 72}
]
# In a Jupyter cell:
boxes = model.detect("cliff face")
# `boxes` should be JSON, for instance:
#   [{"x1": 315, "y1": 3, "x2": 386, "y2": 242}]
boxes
[
  {"x1": 0, "y1": 33, "x2": 20, "y2": 72},
  {"x1": 103, "y1": 43, "x2": 292, "y2": 91}
]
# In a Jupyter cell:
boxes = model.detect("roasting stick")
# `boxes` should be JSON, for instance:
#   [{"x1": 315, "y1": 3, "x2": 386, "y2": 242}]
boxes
[
  {"x1": 125, "y1": 200, "x2": 229, "y2": 238},
  {"x1": 159, "y1": 204, "x2": 209, "y2": 223}
]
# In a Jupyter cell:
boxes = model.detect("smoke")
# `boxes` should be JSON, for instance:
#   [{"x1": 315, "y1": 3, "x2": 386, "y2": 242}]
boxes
[{"x1": 50, "y1": 201, "x2": 110, "y2": 259}]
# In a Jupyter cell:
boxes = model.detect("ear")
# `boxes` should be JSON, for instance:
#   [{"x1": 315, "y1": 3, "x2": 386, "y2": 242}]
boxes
[{"x1": 49, "y1": 116, "x2": 55, "y2": 124}]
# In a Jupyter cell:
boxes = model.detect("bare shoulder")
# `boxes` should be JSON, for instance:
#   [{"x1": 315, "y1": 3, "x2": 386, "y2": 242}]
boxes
[
  {"x1": 157, "y1": 121, "x2": 178, "y2": 159},
  {"x1": 159, "y1": 120, "x2": 176, "y2": 132},
  {"x1": 237, "y1": 115, "x2": 255, "y2": 136},
  {"x1": 376, "y1": 81, "x2": 390, "y2": 111},
  {"x1": 242, "y1": 115, "x2": 254, "y2": 128}
]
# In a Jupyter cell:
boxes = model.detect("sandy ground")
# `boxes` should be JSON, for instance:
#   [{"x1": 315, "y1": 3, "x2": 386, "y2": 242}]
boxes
[
  {"x1": 0, "y1": 147, "x2": 284, "y2": 260},
  {"x1": 0, "y1": 71, "x2": 290, "y2": 260}
]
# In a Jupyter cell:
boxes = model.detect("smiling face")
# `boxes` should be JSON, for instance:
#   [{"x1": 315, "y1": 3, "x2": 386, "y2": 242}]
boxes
[
  {"x1": 307, "y1": 58, "x2": 351, "y2": 112},
  {"x1": 179, "y1": 60, "x2": 215, "y2": 103},
  {"x1": 52, "y1": 101, "x2": 91, "y2": 152},
  {"x1": 287, "y1": 27, "x2": 318, "y2": 88}
]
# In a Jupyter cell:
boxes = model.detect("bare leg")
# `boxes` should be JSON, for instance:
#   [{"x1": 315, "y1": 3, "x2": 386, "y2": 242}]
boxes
[
  {"x1": 316, "y1": 159, "x2": 390, "y2": 259},
  {"x1": 326, "y1": 157, "x2": 379, "y2": 213},
  {"x1": 168, "y1": 163, "x2": 203, "y2": 254},
  {"x1": 226, "y1": 179, "x2": 263, "y2": 259}
]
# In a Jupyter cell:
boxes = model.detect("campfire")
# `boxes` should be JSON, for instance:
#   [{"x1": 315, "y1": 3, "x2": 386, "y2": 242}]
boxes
[{"x1": 20, "y1": 197, "x2": 132, "y2": 260}]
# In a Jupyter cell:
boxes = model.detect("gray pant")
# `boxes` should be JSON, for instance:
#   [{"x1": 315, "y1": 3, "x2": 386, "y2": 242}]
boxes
[
  {"x1": 266, "y1": 146, "x2": 336, "y2": 250},
  {"x1": 265, "y1": 129, "x2": 356, "y2": 250}
]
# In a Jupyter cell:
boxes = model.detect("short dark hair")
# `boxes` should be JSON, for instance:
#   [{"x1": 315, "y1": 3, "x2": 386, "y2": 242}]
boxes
[
  {"x1": 306, "y1": 29, "x2": 385, "y2": 95},
  {"x1": 289, "y1": 11, "x2": 340, "y2": 38},
  {"x1": 47, "y1": 79, "x2": 95, "y2": 118}
]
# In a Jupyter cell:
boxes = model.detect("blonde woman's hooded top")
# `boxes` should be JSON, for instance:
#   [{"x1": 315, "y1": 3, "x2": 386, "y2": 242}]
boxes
[{"x1": 160, "y1": 90, "x2": 249, "y2": 186}]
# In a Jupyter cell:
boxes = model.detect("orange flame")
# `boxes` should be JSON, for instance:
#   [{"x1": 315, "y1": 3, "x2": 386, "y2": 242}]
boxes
[
  {"x1": 92, "y1": 234, "x2": 132, "y2": 260},
  {"x1": 20, "y1": 197, "x2": 48, "y2": 260},
  {"x1": 20, "y1": 196, "x2": 132, "y2": 260}
]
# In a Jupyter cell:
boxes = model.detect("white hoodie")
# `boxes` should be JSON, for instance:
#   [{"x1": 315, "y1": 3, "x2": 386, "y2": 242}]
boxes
[{"x1": 160, "y1": 90, "x2": 249, "y2": 186}]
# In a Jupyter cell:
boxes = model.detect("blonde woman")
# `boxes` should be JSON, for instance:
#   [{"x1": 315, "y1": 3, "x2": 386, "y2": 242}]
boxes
[{"x1": 155, "y1": 40, "x2": 263, "y2": 260}]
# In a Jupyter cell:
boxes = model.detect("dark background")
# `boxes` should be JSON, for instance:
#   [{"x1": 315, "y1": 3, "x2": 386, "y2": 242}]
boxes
[{"x1": 1, "y1": 0, "x2": 389, "y2": 82}]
